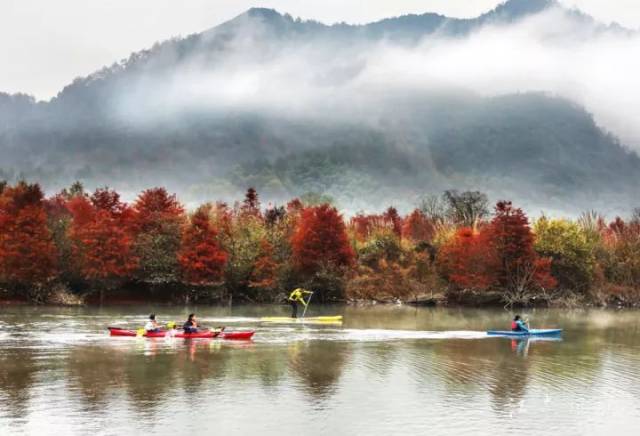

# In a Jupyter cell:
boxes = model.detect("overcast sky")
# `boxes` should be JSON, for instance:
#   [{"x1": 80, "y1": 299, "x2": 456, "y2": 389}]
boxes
[{"x1": 1, "y1": 0, "x2": 638, "y2": 100}]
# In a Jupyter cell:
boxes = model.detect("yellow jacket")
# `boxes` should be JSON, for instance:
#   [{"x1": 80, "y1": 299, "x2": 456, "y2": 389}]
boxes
[{"x1": 289, "y1": 288, "x2": 312, "y2": 305}]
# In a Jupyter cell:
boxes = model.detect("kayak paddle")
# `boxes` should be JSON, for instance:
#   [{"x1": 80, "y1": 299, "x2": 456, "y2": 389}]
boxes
[{"x1": 302, "y1": 291, "x2": 314, "y2": 318}]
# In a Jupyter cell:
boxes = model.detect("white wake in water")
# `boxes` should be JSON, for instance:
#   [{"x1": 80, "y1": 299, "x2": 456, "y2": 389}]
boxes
[{"x1": 254, "y1": 328, "x2": 489, "y2": 344}]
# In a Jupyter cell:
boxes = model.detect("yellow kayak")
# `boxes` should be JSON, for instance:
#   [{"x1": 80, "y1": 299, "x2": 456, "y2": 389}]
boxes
[{"x1": 260, "y1": 316, "x2": 343, "y2": 324}]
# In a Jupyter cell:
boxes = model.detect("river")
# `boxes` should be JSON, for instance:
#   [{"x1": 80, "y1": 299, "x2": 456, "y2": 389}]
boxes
[{"x1": 0, "y1": 305, "x2": 639, "y2": 435}]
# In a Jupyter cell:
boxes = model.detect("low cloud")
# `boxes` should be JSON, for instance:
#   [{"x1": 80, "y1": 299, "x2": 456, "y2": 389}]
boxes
[{"x1": 114, "y1": 6, "x2": 640, "y2": 149}]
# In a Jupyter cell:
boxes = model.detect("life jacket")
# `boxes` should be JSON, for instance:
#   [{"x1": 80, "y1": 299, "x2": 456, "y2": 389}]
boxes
[{"x1": 511, "y1": 321, "x2": 518, "y2": 331}]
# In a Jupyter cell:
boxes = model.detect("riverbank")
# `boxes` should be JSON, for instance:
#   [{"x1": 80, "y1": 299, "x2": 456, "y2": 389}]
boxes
[{"x1": 3, "y1": 286, "x2": 639, "y2": 308}]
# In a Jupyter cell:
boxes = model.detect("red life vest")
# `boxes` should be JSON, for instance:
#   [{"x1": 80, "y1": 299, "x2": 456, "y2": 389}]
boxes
[{"x1": 511, "y1": 321, "x2": 518, "y2": 331}]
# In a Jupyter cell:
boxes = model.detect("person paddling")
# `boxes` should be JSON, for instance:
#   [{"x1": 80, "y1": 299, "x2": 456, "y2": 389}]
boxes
[
  {"x1": 288, "y1": 288, "x2": 313, "y2": 318},
  {"x1": 183, "y1": 313, "x2": 199, "y2": 333},
  {"x1": 511, "y1": 314, "x2": 529, "y2": 332},
  {"x1": 144, "y1": 314, "x2": 160, "y2": 333}
]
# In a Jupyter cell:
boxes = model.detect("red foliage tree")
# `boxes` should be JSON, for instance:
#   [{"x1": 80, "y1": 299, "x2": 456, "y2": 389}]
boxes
[
  {"x1": 350, "y1": 214, "x2": 374, "y2": 242},
  {"x1": 250, "y1": 239, "x2": 278, "y2": 290},
  {"x1": 68, "y1": 189, "x2": 137, "y2": 289},
  {"x1": 178, "y1": 205, "x2": 227, "y2": 284},
  {"x1": 438, "y1": 202, "x2": 555, "y2": 296},
  {"x1": 349, "y1": 213, "x2": 390, "y2": 242},
  {"x1": 91, "y1": 188, "x2": 126, "y2": 215},
  {"x1": 0, "y1": 182, "x2": 58, "y2": 286},
  {"x1": 485, "y1": 201, "x2": 556, "y2": 292},
  {"x1": 132, "y1": 187, "x2": 184, "y2": 232},
  {"x1": 402, "y1": 209, "x2": 435, "y2": 242},
  {"x1": 438, "y1": 227, "x2": 499, "y2": 290},
  {"x1": 383, "y1": 207, "x2": 403, "y2": 239},
  {"x1": 291, "y1": 204, "x2": 354, "y2": 274}
]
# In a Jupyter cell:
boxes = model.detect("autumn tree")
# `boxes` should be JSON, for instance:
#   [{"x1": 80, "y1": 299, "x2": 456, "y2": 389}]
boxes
[
  {"x1": 383, "y1": 206, "x2": 402, "y2": 239},
  {"x1": 68, "y1": 188, "x2": 137, "y2": 296},
  {"x1": 0, "y1": 182, "x2": 58, "y2": 297},
  {"x1": 178, "y1": 205, "x2": 227, "y2": 285},
  {"x1": 249, "y1": 238, "x2": 279, "y2": 295},
  {"x1": 291, "y1": 205, "x2": 354, "y2": 299},
  {"x1": 44, "y1": 192, "x2": 76, "y2": 286},
  {"x1": 534, "y1": 217, "x2": 596, "y2": 292},
  {"x1": 438, "y1": 227, "x2": 499, "y2": 291},
  {"x1": 402, "y1": 209, "x2": 435, "y2": 243},
  {"x1": 485, "y1": 201, "x2": 556, "y2": 302},
  {"x1": 601, "y1": 217, "x2": 640, "y2": 290},
  {"x1": 131, "y1": 187, "x2": 185, "y2": 284}
]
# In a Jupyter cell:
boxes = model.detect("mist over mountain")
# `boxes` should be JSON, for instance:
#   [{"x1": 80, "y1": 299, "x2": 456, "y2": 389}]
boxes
[{"x1": 1, "y1": 0, "x2": 639, "y2": 215}]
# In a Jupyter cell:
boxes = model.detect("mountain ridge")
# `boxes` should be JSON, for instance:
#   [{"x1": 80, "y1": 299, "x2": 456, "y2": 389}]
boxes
[{"x1": 0, "y1": 0, "x2": 638, "y2": 216}]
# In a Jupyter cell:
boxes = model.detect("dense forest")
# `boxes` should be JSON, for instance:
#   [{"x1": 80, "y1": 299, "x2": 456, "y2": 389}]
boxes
[{"x1": 1, "y1": 180, "x2": 639, "y2": 307}]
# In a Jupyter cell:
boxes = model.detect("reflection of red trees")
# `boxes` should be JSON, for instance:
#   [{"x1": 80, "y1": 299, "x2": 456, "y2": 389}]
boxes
[
  {"x1": 0, "y1": 182, "x2": 57, "y2": 285},
  {"x1": 178, "y1": 205, "x2": 227, "y2": 284},
  {"x1": 292, "y1": 205, "x2": 354, "y2": 274}
]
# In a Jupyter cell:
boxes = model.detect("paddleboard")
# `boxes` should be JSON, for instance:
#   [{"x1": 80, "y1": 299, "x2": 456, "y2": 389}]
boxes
[{"x1": 260, "y1": 315, "x2": 343, "y2": 324}]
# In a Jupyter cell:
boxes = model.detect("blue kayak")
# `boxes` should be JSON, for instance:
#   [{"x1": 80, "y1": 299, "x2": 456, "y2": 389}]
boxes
[{"x1": 486, "y1": 329, "x2": 562, "y2": 337}]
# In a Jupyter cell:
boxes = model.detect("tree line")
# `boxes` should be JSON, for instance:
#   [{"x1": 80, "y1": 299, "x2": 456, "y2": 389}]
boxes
[{"x1": 1, "y1": 181, "x2": 639, "y2": 306}]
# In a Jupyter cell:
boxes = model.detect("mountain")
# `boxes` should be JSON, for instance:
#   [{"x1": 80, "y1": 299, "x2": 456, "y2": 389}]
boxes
[{"x1": 0, "y1": 0, "x2": 639, "y2": 215}]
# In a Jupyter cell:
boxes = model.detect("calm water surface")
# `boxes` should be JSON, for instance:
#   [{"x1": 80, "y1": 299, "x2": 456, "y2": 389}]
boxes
[{"x1": 1, "y1": 305, "x2": 639, "y2": 435}]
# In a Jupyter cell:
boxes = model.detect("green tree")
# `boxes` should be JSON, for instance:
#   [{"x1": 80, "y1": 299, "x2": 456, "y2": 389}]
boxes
[{"x1": 534, "y1": 217, "x2": 596, "y2": 293}]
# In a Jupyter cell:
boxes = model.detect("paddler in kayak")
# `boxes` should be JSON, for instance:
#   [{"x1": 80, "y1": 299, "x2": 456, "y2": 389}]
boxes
[
  {"x1": 511, "y1": 315, "x2": 529, "y2": 332},
  {"x1": 183, "y1": 313, "x2": 199, "y2": 333},
  {"x1": 144, "y1": 314, "x2": 160, "y2": 333},
  {"x1": 288, "y1": 287, "x2": 313, "y2": 318}
]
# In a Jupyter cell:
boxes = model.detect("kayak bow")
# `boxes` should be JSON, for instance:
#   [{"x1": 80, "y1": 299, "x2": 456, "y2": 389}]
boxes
[{"x1": 486, "y1": 329, "x2": 562, "y2": 337}]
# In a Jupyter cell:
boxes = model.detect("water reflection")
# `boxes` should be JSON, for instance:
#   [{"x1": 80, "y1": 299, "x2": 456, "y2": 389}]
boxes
[
  {"x1": 1, "y1": 306, "x2": 640, "y2": 435},
  {"x1": 0, "y1": 348, "x2": 36, "y2": 420},
  {"x1": 489, "y1": 344, "x2": 531, "y2": 412},
  {"x1": 287, "y1": 341, "x2": 349, "y2": 398}
]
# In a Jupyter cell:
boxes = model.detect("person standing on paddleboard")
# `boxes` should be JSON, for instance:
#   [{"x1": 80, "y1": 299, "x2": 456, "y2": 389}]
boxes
[
  {"x1": 183, "y1": 313, "x2": 199, "y2": 333},
  {"x1": 511, "y1": 315, "x2": 529, "y2": 332},
  {"x1": 288, "y1": 288, "x2": 313, "y2": 318},
  {"x1": 145, "y1": 314, "x2": 160, "y2": 333}
]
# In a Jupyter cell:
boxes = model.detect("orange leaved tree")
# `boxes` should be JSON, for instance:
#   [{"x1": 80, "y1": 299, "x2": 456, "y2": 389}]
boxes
[
  {"x1": 402, "y1": 209, "x2": 435, "y2": 243},
  {"x1": 484, "y1": 201, "x2": 556, "y2": 303},
  {"x1": 438, "y1": 227, "x2": 499, "y2": 291},
  {"x1": 178, "y1": 205, "x2": 227, "y2": 285},
  {"x1": 0, "y1": 182, "x2": 58, "y2": 298},
  {"x1": 68, "y1": 188, "x2": 137, "y2": 298},
  {"x1": 291, "y1": 204, "x2": 354, "y2": 300}
]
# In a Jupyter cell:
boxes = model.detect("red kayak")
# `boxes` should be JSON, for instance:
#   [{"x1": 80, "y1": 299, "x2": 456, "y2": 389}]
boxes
[{"x1": 108, "y1": 327, "x2": 254, "y2": 340}]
